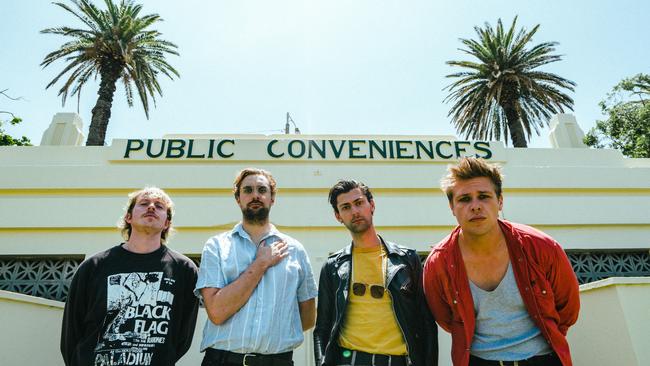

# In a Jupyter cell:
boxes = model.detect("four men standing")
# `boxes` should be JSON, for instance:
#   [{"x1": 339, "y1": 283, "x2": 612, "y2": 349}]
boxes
[{"x1": 61, "y1": 162, "x2": 580, "y2": 366}]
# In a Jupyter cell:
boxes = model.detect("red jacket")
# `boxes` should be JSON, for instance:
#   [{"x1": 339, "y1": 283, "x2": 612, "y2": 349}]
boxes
[{"x1": 423, "y1": 220, "x2": 580, "y2": 366}]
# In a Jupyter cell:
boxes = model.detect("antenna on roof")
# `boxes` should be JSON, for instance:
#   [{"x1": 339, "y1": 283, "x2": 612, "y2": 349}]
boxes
[{"x1": 285, "y1": 112, "x2": 301, "y2": 134}]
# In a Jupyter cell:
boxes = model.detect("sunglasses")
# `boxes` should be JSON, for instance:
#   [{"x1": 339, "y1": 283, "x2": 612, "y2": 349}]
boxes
[{"x1": 352, "y1": 282, "x2": 385, "y2": 299}]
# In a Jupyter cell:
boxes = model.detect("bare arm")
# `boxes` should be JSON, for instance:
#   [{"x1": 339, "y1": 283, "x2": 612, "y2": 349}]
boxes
[
  {"x1": 201, "y1": 241, "x2": 288, "y2": 325},
  {"x1": 298, "y1": 298, "x2": 316, "y2": 331}
]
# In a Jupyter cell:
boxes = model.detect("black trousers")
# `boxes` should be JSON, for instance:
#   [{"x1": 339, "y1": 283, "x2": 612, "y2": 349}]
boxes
[
  {"x1": 469, "y1": 353, "x2": 562, "y2": 366},
  {"x1": 201, "y1": 348, "x2": 294, "y2": 366}
]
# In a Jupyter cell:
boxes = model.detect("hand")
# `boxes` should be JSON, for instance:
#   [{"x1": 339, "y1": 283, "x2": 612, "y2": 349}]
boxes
[{"x1": 256, "y1": 240, "x2": 289, "y2": 269}]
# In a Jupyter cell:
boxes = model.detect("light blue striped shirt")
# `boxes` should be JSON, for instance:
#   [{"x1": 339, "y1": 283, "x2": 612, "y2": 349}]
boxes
[{"x1": 195, "y1": 223, "x2": 318, "y2": 354}]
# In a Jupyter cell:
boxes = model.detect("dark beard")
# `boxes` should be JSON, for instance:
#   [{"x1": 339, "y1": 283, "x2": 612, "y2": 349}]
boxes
[{"x1": 243, "y1": 206, "x2": 270, "y2": 225}]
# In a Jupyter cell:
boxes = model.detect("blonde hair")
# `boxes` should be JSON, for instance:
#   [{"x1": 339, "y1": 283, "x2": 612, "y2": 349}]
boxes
[
  {"x1": 440, "y1": 157, "x2": 503, "y2": 202},
  {"x1": 118, "y1": 187, "x2": 175, "y2": 243}
]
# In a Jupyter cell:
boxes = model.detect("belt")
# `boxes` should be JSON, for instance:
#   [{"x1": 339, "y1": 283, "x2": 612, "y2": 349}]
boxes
[
  {"x1": 469, "y1": 353, "x2": 559, "y2": 366},
  {"x1": 337, "y1": 348, "x2": 408, "y2": 366},
  {"x1": 204, "y1": 348, "x2": 293, "y2": 366}
]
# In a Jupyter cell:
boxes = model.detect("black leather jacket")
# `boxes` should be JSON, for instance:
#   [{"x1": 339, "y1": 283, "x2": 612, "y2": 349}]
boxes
[{"x1": 313, "y1": 237, "x2": 438, "y2": 366}]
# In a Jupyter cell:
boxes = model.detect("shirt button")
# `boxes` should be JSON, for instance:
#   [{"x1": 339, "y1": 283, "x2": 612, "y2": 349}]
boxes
[
  {"x1": 525, "y1": 287, "x2": 529, "y2": 291},
  {"x1": 542, "y1": 290, "x2": 547, "y2": 294},
  {"x1": 453, "y1": 300, "x2": 458, "y2": 304}
]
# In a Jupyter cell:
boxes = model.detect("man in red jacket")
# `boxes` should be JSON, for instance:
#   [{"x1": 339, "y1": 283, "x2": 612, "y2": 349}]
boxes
[{"x1": 423, "y1": 158, "x2": 580, "y2": 366}]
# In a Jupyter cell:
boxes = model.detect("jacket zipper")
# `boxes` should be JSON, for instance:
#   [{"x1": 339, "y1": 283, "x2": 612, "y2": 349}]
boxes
[
  {"x1": 325, "y1": 258, "x2": 349, "y2": 358},
  {"x1": 386, "y1": 264, "x2": 413, "y2": 365}
]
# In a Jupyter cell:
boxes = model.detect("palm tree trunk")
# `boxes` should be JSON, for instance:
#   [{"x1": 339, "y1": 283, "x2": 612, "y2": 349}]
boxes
[
  {"x1": 503, "y1": 103, "x2": 528, "y2": 147},
  {"x1": 86, "y1": 67, "x2": 121, "y2": 146}
]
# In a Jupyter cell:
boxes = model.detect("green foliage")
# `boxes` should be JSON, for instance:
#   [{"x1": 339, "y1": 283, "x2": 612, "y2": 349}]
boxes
[
  {"x1": 0, "y1": 117, "x2": 32, "y2": 146},
  {"x1": 0, "y1": 89, "x2": 32, "y2": 146},
  {"x1": 41, "y1": 0, "x2": 179, "y2": 146},
  {"x1": 584, "y1": 74, "x2": 650, "y2": 158},
  {"x1": 445, "y1": 17, "x2": 575, "y2": 147}
]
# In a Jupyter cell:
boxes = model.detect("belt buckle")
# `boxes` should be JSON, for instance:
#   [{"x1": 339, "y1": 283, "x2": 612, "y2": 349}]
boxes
[{"x1": 242, "y1": 353, "x2": 256, "y2": 366}]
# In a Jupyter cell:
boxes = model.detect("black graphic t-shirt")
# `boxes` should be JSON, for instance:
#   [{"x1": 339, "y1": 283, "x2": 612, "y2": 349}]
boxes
[{"x1": 61, "y1": 244, "x2": 199, "y2": 366}]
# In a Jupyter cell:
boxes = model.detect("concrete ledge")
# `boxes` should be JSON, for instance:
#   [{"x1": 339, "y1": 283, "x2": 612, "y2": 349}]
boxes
[
  {"x1": 0, "y1": 290, "x2": 64, "y2": 308},
  {"x1": 580, "y1": 276, "x2": 650, "y2": 291}
]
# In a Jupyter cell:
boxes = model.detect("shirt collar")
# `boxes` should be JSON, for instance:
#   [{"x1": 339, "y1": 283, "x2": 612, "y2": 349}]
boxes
[{"x1": 233, "y1": 222, "x2": 281, "y2": 244}]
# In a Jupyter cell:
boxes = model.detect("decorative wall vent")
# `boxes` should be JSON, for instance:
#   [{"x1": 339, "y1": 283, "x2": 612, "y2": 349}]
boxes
[
  {"x1": 0, "y1": 257, "x2": 82, "y2": 302},
  {"x1": 567, "y1": 251, "x2": 650, "y2": 284}
]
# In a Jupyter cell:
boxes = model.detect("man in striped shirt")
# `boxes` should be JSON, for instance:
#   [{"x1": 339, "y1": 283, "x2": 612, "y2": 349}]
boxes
[{"x1": 196, "y1": 168, "x2": 318, "y2": 366}]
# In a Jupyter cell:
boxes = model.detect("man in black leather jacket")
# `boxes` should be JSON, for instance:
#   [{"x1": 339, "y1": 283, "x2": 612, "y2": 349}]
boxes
[{"x1": 314, "y1": 180, "x2": 438, "y2": 366}]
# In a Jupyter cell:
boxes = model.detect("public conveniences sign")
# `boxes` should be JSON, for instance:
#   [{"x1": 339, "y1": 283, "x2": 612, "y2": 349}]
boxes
[{"x1": 114, "y1": 138, "x2": 498, "y2": 161}]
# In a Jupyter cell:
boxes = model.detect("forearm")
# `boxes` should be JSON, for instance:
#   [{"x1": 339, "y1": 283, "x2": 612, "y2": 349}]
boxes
[
  {"x1": 299, "y1": 298, "x2": 316, "y2": 331},
  {"x1": 202, "y1": 259, "x2": 268, "y2": 324}
]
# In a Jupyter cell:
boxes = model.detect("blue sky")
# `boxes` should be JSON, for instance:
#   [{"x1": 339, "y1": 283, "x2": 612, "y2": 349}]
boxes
[{"x1": 2, "y1": 0, "x2": 649, "y2": 147}]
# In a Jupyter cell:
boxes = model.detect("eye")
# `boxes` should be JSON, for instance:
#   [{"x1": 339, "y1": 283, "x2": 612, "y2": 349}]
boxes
[
  {"x1": 242, "y1": 187, "x2": 253, "y2": 194},
  {"x1": 458, "y1": 196, "x2": 470, "y2": 202},
  {"x1": 155, "y1": 203, "x2": 164, "y2": 209},
  {"x1": 479, "y1": 194, "x2": 490, "y2": 199},
  {"x1": 258, "y1": 187, "x2": 268, "y2": 194}
]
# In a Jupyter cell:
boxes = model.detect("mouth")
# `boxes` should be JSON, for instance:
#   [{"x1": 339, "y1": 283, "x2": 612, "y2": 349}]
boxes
[
  {"x1": 143, "y1": 213, "x2": 158, "y2": 219},
  {"x1": 469, "y1": 216, "x2": 486, "y2": 222}
]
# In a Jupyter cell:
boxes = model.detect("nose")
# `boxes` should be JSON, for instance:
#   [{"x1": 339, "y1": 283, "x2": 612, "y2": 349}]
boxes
[{"x1": 470, "y1": 199, "x2": 481, "y2": 212}]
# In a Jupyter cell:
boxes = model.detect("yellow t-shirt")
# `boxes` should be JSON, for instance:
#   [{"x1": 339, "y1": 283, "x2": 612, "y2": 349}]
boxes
[{"x1": 338, "y1": 245, "x2": 408, "y2": 355}]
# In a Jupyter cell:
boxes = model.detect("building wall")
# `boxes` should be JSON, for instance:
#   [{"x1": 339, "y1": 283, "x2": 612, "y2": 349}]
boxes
[{"x1": 1, "y1": 135, "x2": 649, "y2": 365}]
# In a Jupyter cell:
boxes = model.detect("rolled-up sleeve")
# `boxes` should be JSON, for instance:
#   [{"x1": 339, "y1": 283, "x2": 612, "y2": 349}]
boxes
[
  {"x1": 295, "y1": 242, "x2": 318, "y2": 302},
  {"x1": 194, "y1": 238, "x2": 226, "y2": 297}
]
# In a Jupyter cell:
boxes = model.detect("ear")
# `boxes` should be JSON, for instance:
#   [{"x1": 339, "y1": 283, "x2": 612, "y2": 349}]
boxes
[
  {"x1": 498, "y1": 195, "x2": 503, "y2": 211},
  {"x1": 370, "y1": 199, "x2": 376, "y2": 215},
  {"x1": 125, "y1": 213, "x2": 133, "y2": 224}
]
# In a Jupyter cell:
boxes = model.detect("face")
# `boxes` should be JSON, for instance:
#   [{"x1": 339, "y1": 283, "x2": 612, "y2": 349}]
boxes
[
  {"x1": 334, "y1": 188, "x2": 375, "y2": 234},
  {"x1": 449, "y1": 177, "x2": 503, "y2": 239},
  {"x1": 126, "y1": 193, "x2": 170, "y2": 235},
  {"x1": 236, "y1": 174, "x2": 274, "y2": 223}
]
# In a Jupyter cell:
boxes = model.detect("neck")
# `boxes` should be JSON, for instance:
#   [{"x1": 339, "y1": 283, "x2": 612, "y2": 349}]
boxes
[
  {"x1": 242, "y1": 219, "x2": 272, "y2": 244},
  {"x1": 458, "y1": 226, "x2": 506, "y2": 256},
  {"x1": 351, "y1": 227, "x2": 381, "y2": 248},
  {"x1": 124, "y1": 231, "x2": 163, "y2": 254}
]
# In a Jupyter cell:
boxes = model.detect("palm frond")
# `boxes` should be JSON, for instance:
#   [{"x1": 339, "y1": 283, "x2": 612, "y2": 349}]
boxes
[{"x1": 444, "y1": 17, "x2": 575, "y2": 147}]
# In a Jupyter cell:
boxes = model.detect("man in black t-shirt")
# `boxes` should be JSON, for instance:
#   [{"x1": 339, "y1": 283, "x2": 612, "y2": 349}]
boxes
[{"x1": 61, "y1": 187, "x2": 199, "y2": 366}]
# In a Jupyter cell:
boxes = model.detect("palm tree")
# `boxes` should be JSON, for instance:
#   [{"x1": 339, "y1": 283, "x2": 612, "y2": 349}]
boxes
[
  {"x1": 41, "y1": 0, "x2": 179, "y2": 146},
  {"x1": 444, "y1": 17, "x2": 575, "y2": 147}
]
